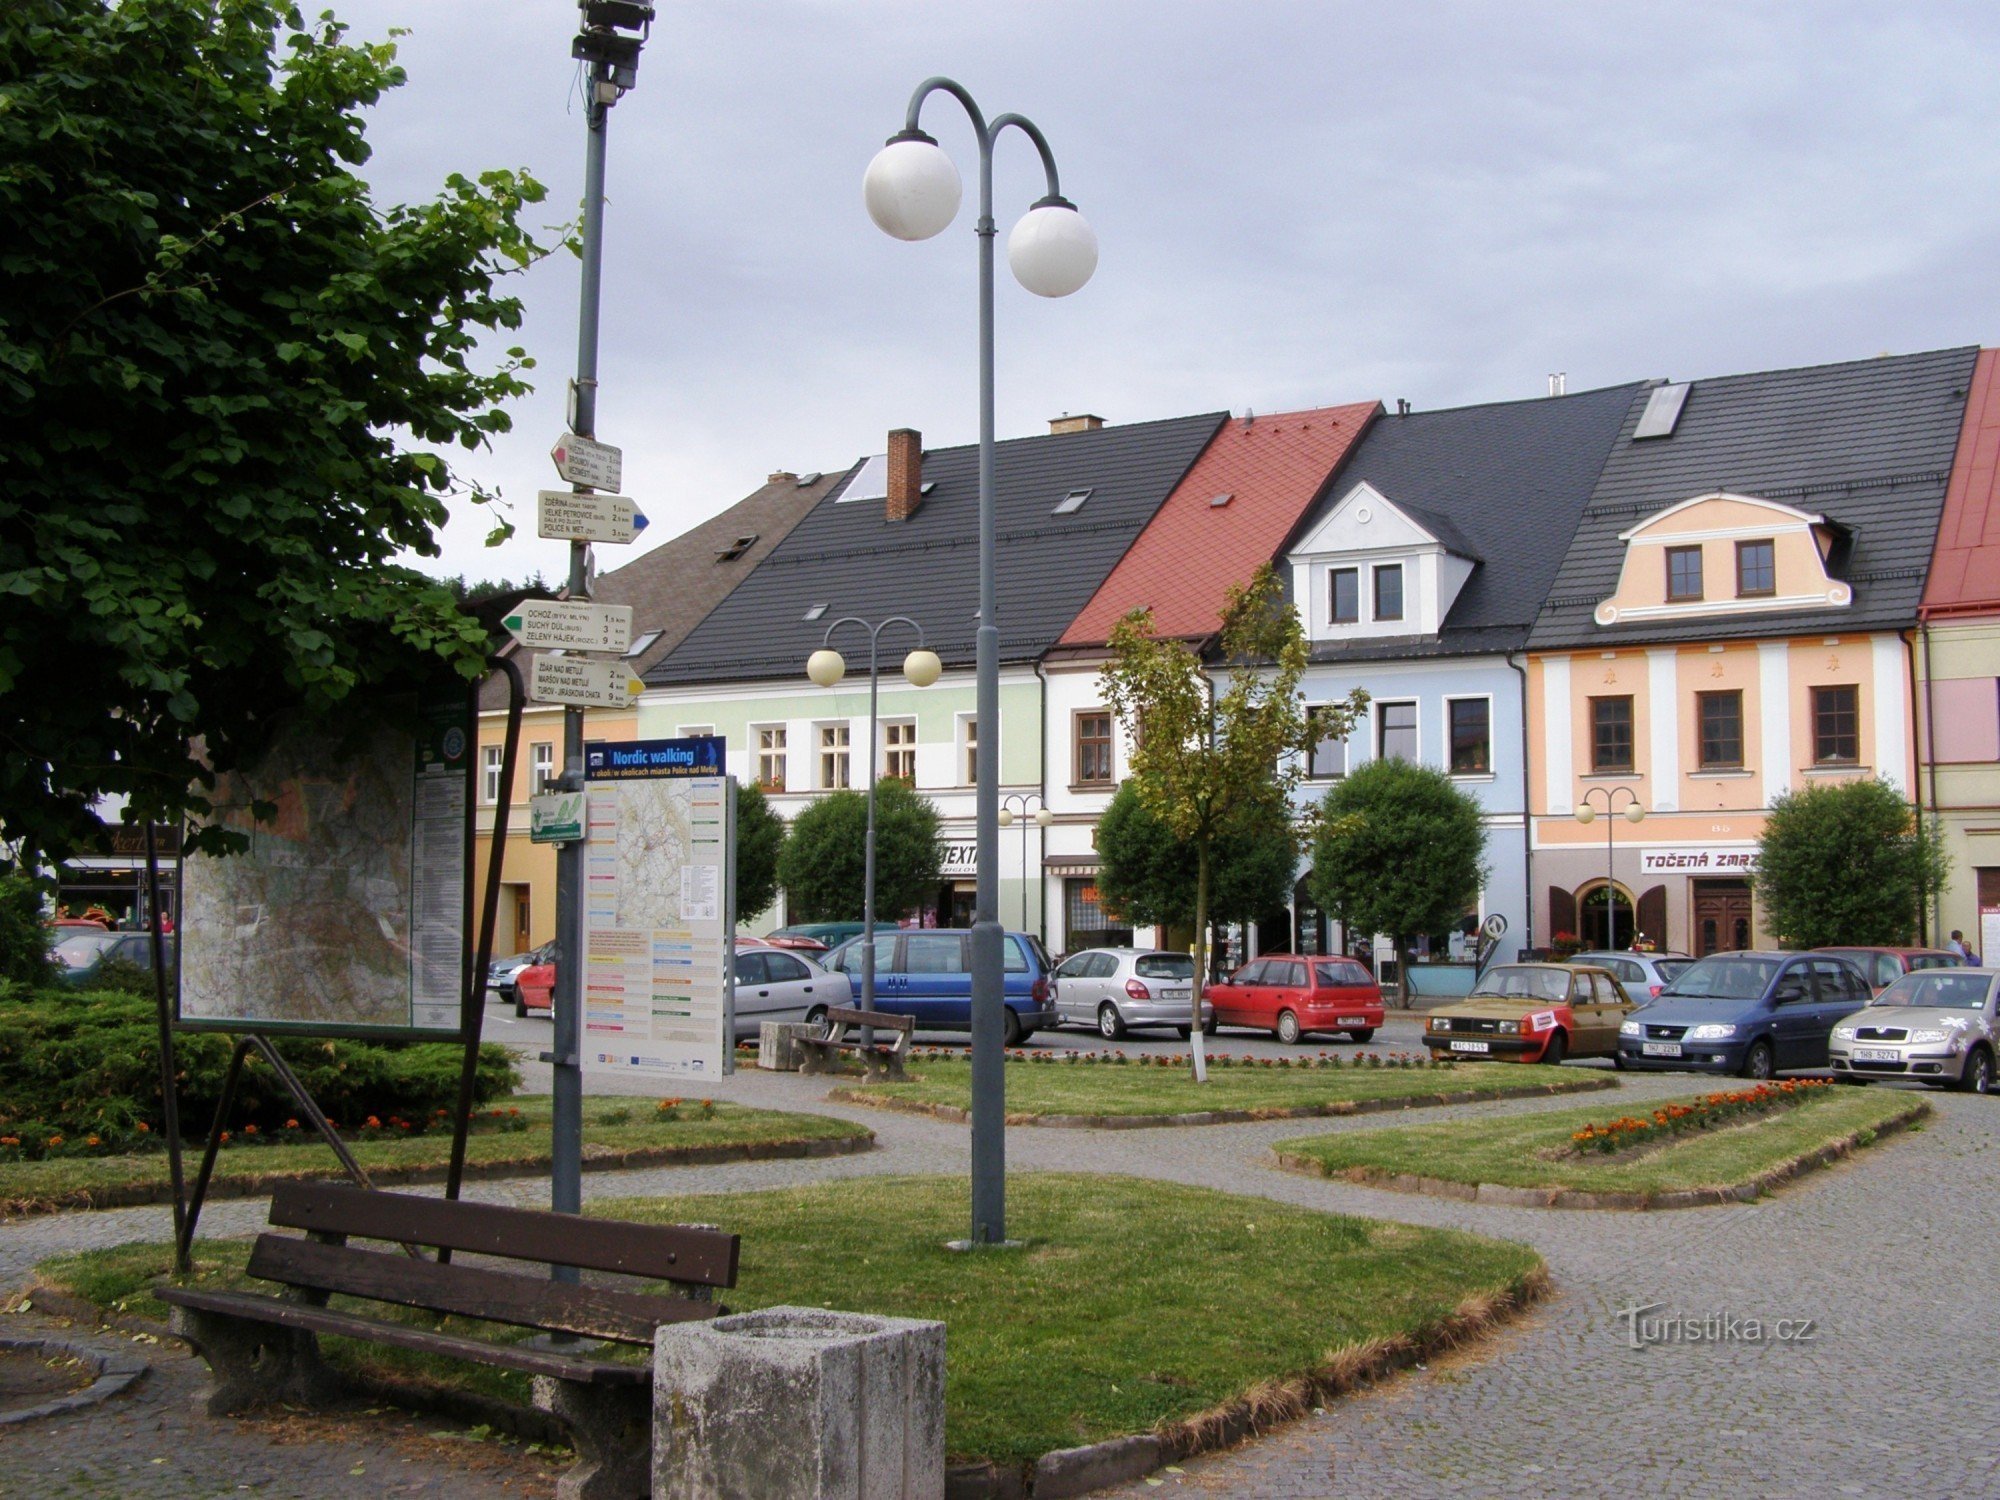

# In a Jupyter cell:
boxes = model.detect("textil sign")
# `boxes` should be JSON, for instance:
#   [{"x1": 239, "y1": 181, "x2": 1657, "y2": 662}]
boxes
[{"x1": 1638, "y1": 846, "x2": 1759, "y2": 875}]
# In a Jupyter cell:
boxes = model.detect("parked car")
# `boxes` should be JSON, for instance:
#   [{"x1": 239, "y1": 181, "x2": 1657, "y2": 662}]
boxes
[
  {"x1": 730, "y1": 945, "x2": 841, "y2": 1040},
  {"x1": 1205, "y1": 954, "x2": 1383, "y2": 1044},
  {"x1": 1615, "y1": 951, "x2": 1871, "y2": 1079},
  {"x1": 53, "y1": 928, "x2": 176, "y2": 988},
  {"x1": 1828, "y1": 967, "x2": 1998, "y2": 1092},
  {"x1": 765, "y1": 921, "x2": 898, "y2": 953},
  {"x1": 1568, "y1": 950, "x2": 1695, "y2": 1000},
  {"x1": 1423, "y1": 963, "x2": 1635, "y2": 1064},
  {"x1": 760, "y1": 932, "x2": 829, "y2": 954},
  {"x1": 487, "y1": 943, "x2": 555, "y2": 1006},
  {"x1": 1813, "y1": 945, "x2": 1964, "y2": 995},
  {"x1": 821, "y1": 928, "x2": 1057, "y2": 1045},
  {"x1": 1052, "y1": 948, "x2": 1213, "y2": 1039},
  {"x1": 513, "y1": 957, "x2": 555, "y2": 1016}
]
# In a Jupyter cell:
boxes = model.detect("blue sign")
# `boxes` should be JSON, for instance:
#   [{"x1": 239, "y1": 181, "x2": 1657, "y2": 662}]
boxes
[{"x1": 584, "y1": 736, "x2": 726, "y2": 780}]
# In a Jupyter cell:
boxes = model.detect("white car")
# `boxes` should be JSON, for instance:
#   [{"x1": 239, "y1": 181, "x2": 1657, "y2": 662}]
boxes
[
  {"x1": 1053, "y1": 947, "x2": 1213, "y2": 1039},
  {"x1": 1569, "y1": 950, "x2": 1695, "y2": 1001},
  {"x1": 1829, "y1": 967, "x2": 1998, "y2": 1092},
  {"x1": 731, "y1": 945, "x2": 841, "y2": 1040}
]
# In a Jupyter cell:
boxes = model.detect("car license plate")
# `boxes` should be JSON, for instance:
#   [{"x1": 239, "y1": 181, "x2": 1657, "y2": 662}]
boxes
[
  {"x1": 1853, "y1": 1047, "x2": 1899, "y2": 1063},
  {"x1": 1642, "y1": 1041, "x2": 1682, "y2": 1057},
  {"x1": 1448, "y1": 1039, "x2": 1489, "y2": 1054},
  {"x1": 1338, "y1": 1016, "x2": 1367, "y2": 1026},
  {"x1": 1162, "y1": 988, "x2": 1190, "y2": 1002}
]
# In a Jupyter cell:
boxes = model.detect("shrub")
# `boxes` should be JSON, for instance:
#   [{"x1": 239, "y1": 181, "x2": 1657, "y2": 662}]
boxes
[{"x1": 0, "y1": 870, "x2": 55, "y2": 989}]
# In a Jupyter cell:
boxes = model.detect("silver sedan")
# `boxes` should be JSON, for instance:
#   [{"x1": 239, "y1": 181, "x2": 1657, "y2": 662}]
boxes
[
  {"x1": 1829, "y1": 967, "x2": 1998, "y2": 1092},
  {"x1": 1052, "y1": 947, "x2": 1213, "y2": 1040}
]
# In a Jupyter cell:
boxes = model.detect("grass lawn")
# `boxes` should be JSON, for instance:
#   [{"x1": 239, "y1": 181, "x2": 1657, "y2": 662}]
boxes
[
  {"x1": 1273, "y1": 1087, "x2": 1927, "y2": 1198},
  {"x1": 836, "y1": 1055, "x2": 1607, "y2": 1121},
  {"x1": 0, "y1": 1098, "x2": 868, "y2": 1217},
  {"x1": 36, "y1": 1173, "x2": 1541, "y2": 1467}
]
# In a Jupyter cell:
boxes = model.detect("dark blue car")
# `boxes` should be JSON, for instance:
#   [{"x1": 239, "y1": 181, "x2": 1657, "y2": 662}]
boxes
[
  {"x1": 1616, "y1": 951, "x2": 1872, "y2": 1079},
  {"x1": 821, "y1": 929, "x2": 1058, "y2": 1045}
]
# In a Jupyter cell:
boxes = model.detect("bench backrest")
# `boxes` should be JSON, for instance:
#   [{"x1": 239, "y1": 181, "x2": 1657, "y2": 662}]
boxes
[{"x1": 825, "y1": 1006, "x2": 915, "y2": 1032}]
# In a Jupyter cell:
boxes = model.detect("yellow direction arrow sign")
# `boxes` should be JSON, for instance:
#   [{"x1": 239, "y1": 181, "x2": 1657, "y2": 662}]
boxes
[
  {"x1": 503, "y1": 600, "x2": 632, "y2": 653},
  {"x1": 530, "y1": 655, "x2": 644, "y2": 709}
]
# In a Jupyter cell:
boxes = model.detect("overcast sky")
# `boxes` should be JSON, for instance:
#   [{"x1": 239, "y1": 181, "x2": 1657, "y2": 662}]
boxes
[{"x1": 329, "y1": 1, "x2": 2000, "y2": 587}]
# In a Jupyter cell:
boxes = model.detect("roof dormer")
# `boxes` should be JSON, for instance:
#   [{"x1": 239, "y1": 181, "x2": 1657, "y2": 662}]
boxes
[
  {"x1": 1287, "y1": 481, "x2": 1480, "y2": 641},
  {"x1": 1592, "y1": 491, "x2": 1852, "y2": 627}
]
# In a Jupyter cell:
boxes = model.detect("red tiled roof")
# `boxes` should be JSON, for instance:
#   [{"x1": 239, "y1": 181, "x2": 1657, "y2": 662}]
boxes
[
  {"x1": 1058, "y1": 402, "x2": 1379, "y2": 646},
  {"x1": 1923, "y1": 347, "x2": 2000, "y2": 617}
]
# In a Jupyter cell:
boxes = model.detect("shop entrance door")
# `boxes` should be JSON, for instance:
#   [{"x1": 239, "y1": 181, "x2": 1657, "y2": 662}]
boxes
[{"x1": 1692, "y1": 880, "x2": 1753, "y2": 956}]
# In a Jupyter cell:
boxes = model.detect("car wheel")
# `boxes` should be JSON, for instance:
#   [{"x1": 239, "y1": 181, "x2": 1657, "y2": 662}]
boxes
[
  {"x1": 1174, "y1": 1025, "x2": 1193, "y2": 1040},
  {"x1": 1098, "y1": 1004, "x2": 1127, "y2": 1041},
  {"x1": 1611, "y1": 1052, "x2": 1626, "y2": 1071},
  {"x1": 1003, "y1": 1009, "x2": 1025, "y2": 1048},
  {"x1": 1540, "y1": 1030, "x2": 1568, "y2": 1067},
  {"x1": 1275, "y1": 1010, "x2": 1302, "y2": 1046},
  {"x1": 1347, "y1": 1028, "x2": 1375, "y2": 1044},
  {"x1": 806, "y1": 1005, "x2": 829, "y2": 1031},
  {"x1": 513, "y1": 995, "x2": 528, "y2": 1019},
  {"x1": 1203, "y1": 1015, "x2": 1218, "y2": 1036},
  {"x1": 1740, "y1": 1039, "x2": 1774, "y2": 1081},
  {"x1": 1954, "y1": 1046, "x2": 1994, "y2": 1095}
]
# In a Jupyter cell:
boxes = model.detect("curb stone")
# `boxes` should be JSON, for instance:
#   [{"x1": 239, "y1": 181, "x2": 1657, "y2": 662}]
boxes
[
  {"x1": 1271, "y1": 1098, "x2": 1930, "y2": 1209},
  {"x1": 0, "y1": 1333, "x2": 147, "y2": 1425}
]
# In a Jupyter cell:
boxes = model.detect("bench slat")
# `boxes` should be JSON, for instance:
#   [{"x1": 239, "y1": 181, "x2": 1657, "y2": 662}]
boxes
[
  {"x1": 267, "y1": 1184, "x2": 738, "y2": 1287},
  {"x1": 246, "y1": 1235, "x2": 716, "y2": 1347},
  {"x1": 824, "y1": 1007, "x2": 914, "y2": 1031},
  {"x1": 158, "y1": 1285, "x2": 649, "y2": 1385}
]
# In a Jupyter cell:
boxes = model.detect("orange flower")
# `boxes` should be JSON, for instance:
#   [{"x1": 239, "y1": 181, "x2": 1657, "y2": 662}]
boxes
[
  {"x1": 284, "y1": 1118, "x2": 300, "y2": 1129},
  {"x1": 136, "y1": 1121, "x2": 151, "y2": 1134},
  {"x1": 85, "y1": 1134, "x2": 101, "y2": 1147},
  {"x1": 365, "y1": 1115, "x2": 381, "y2": 1128},
  {"x1": 243, "y1": 1124, "x2": 258, "y2": 1136}
]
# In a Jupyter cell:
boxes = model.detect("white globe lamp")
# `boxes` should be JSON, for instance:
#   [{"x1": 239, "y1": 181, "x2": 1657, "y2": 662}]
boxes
[
  {"x1": 1007, "y1": 199, "x2": 1098, "y2": 298},
  {"x1": 902, "y1": 648, "x2": 943, "y2": 688},
  {"x1": 806, "y1": 648, "x2": 847, "y2": 688},
  {"x1": 863, "y1": 133, "x2": 962, "y2": 242}
]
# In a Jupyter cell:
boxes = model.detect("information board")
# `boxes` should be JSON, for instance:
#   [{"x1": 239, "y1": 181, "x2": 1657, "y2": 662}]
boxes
[
  {"x1": 581, "y1": 738, "x2": 734, "y2": 1076},
  {"x1": 177, "y1": 698, "x2": 472, "y2": 1038}
]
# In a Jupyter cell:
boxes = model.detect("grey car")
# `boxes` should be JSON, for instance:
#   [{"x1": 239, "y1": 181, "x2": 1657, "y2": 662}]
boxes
[
  {"x1": 1829, "y1": 967, "x2": 1999, "y2": 1093},
  {"x1": 1052, "y1": 948, "x2": 1213, "y2": 1039},
  {"x1": 1569, "y1": 950, "x2": 1696, "y2": 1002}
]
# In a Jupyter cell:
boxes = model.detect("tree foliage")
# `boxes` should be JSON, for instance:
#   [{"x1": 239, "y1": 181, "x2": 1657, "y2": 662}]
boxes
[
  {"x1": 734, "y1": 781, "x2": 787, "y2": 924},
  {"x1": 1308, "y1": 758, "x2": 1486, "y2": 1000},
  {"x1": 1094, "y1": 781, "x2": 1295, "y2": 930},
  {"x1": 0, "y1": 0, "x2": 558, "y2": 866},
  {"x1": 777, "y1": 781, "x2": 942, "y2": 923},
  {"x1": 1753, "y1": 778, "x2": 1947, "y2": 949}
]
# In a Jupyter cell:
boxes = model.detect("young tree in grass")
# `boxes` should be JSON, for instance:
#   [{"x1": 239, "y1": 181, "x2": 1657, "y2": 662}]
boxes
[
  {"x1": 777, "y1": 781, "x2": 943, "y2": 923},
  {"x1": 734, "y1": 782, "x2": 787, "y2": 925},
  {"x1": 1098, "y1": 565, "x2": 1366, "y2": 1073},
  {"x1": 1308, "y1": 759, "x2": 1487, "y2": 1006},
  {"x1": 1095, "y1": 781, "x2": 1296, "y2": 937},
  {"x1": 1753, "y1": 778, "x2": 1948, "y2": 949}
]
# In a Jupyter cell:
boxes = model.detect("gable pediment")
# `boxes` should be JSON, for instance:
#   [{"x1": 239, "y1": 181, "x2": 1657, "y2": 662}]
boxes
[
  {"x1": 1290, "y1": 482, "x2": 1454, "y2": 560},
  {"x1": 1595, "y1": 491, "x2": 1851, "y2": 627}
]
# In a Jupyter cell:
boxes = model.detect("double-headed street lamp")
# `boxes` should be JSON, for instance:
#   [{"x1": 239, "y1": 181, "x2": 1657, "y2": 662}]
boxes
[
  {"x1": 1575, "y1": 787, "x2": 1646, "y2": 950},
  {"x1": 807, "y1": 617, "x2": 942, "y2": 1019},
  {"x1": 997, "y1": 794, "x2": 1053, "y2": 939},
  {"x1": 864, "y1": 78, "x2": 1096, "y2": 1247}
]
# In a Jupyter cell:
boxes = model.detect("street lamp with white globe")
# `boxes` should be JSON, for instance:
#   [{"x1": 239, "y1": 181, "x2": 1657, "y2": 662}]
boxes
[
  {"x1": 865, "y1": 77, "x2": 1095, "y2": 1248},
  {"x1": 998, "y1": 794, "x2": 1054, "y2": 940},
  {"x1": 1575, "y1": 788, "x2": 1646, "y2": 949}
]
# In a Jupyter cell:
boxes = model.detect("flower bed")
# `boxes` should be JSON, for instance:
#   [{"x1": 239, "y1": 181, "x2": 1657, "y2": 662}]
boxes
[
  {"x1": 964, "y1": 1047, "x2": 1449, "y2": 1072},
  {"x1": 1568, "y1": 1079, "x2": 1832, "y2": 1156}
]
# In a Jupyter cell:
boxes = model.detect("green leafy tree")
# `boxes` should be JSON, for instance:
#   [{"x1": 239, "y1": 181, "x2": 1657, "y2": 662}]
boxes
[
  {"x1": 1308, "y1": 758, "x2": 1486, "y2": 1004},
  {"x1": 0, "y1": 871, "x2": 56, "y2": 990},
  {"x1": 777, "y1": 781, "x2": 943, "y2": 923},
  {"x1": 734, "y1": 781, "x2": 787, "y2": 924},
  {"x1": 0, "y1": 0, "x2": 558, "y2": 867},
  {"x1": 1753, "y1": 778, "x2": 1948, "y2": 949},
  {"x1": 1094, "y1": 781, "x2": 1295, "y2": 932},
  {"x1": 1098, "y1": 565, "x2": 1366, "y2": 1055}
]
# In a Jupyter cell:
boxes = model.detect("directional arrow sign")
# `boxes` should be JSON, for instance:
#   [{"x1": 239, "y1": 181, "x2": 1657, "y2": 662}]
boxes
[
  {"x1": 550, "y1": 433, "x2": 623, "y2": 491},
  {"x1": 503, "y1": 600, "x2": 633, "y2": 653},
  {"x1": 530, "y1": 654, "x2": 645, "y2": 709},
  {"x1": 537, "y1": 490, "x2": 649, "y2": 545}
]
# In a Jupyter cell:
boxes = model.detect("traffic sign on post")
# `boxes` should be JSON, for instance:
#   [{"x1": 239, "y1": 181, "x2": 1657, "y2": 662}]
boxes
[
  {"x1": 530, "y1": 655, "x2": 644, "y2": 709},
  {"x1": 502, "y1": 600, "x2": 633, "y2": 653},
  {"x1": 538, "y1": 490, "x2": 649, "y2": 544},
  {"x1": 550, "y1": 433, "x2": 623, "y2": 491}
]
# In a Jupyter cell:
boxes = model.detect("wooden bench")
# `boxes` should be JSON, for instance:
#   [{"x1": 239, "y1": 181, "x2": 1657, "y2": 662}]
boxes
[
  {"x1": 795, "y1": 1005, "x2": 915, "y2": 1081},
  {"x1": 156, "y1": 1182, "x2": 739, "y2": 1500}
]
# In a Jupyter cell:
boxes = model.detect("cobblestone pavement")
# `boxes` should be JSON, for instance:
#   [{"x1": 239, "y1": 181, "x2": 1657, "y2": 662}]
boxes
[{"x1": 6, "y1": 1056, "x2": 1986, "y2": 1498}]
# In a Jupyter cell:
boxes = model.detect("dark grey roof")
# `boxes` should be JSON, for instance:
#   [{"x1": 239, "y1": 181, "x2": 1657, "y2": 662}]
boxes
[
  {"x1": 1530, "y1": 346, "x2": 1980, "y2": 650},
  {"x1": 1285, "y1": 382, "x2": 1644, "y2": 660},
  {"x1": 647, "y1": 412, "x2": 1226, "y2": 686}
]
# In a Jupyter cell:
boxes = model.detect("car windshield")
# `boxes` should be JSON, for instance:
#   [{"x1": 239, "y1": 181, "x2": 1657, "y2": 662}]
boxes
[
  {"x1": 1872, "y1": 971, "x2": 1993, "y2": 1010},
  {"x1": 1135, "y1": 955, "x2": 1193, "y2": 980},
  {"x1": 1469, "y1": 967, "x2": 1568, "y2": 1002},
  {"x1": 1660, "y1": 956, "x2": 1779, "y2": 1000},
  {"x1": 53, "y1": 931, "x2": 120, "y2": 967}
]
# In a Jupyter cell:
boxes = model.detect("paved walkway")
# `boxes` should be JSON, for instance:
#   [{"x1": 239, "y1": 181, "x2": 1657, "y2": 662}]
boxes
[{"x1": 4, "y1": 1058, "x2": 1992, "y2": 1498}]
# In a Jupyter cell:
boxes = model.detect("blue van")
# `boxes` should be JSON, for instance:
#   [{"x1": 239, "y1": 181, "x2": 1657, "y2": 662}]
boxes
[{"x1": 819, "y1": 929, "x2": 1058, "y2": 1045}]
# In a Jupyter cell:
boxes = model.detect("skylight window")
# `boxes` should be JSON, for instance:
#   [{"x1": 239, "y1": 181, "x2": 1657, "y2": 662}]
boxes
[
  {"x1": 713, "y1": 534, "x2": 759, "y2": 562},
  {"x1": 624, "y1": 630, "x2": 661, "y2": 658},
  {"x1": 1209, "y1": 493, "x2": 1234, "y2": 508},
  {"x1": 803, "y1": 603, "x2": 827, "y2": 622},
  {"x1": 1052, "y1": 487, "x2": 1093, "y2": 516},
  {"x1": 836, "y1": 453, "x2": 888, "y2": 503},
  {"x1": 1633, "y1": 383, "x2": 1691, "y2": 439},
  {"x1": 796, "y1": 472, "x2": 822, "y2": 486}
]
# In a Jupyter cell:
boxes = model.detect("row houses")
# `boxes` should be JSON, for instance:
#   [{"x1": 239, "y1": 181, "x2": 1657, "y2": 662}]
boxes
[{"x1": 475, "y1": 345, "x2": 2000, "y2": 970}]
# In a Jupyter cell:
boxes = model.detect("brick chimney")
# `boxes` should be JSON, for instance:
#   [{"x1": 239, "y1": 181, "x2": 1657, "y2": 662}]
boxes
[
  {"x1": 1048, "y1": 413, "x2": 1104, "y2": 435},
  {"x1": 767, "y1": 469, "x2": 796, "y2": 484},
  {"x1": 886, "y1": 428, "x2": 922, "y2": 521}
]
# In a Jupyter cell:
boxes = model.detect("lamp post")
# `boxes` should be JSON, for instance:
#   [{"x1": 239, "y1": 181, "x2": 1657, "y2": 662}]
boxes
[
  {"x1": 864, "y1": 78, "x2": 1096, "y2": 1247},
  {"x1": 807, "y1": 618, "x2": 942, "y2": 1022},
  {"x1": 1575, "y1": 787, "x2": 1646, "y2": 949},
  {"x1": 997, "y1": 794, "x2": 1053, "y2": 939}
]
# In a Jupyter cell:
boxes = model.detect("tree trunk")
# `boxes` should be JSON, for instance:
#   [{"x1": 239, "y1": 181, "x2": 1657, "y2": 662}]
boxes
[
  {"x1": 1393, "y1": 933, "x2": 1412, "y2": 1009},
  {"x1": 1190, "y1": 840, "x2": 1210, "y2": 1081}
]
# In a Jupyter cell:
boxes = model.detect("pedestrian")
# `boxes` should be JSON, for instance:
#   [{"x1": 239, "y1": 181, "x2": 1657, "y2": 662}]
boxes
[{"x1": 1947, "y1": 930, "x2": 1973, "y2": 962}]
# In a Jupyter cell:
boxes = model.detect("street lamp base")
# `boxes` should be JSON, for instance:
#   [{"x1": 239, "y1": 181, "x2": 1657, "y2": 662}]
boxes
[{"x1": 944, "y1": 1238, "x2": 1026, "y2": 1253}]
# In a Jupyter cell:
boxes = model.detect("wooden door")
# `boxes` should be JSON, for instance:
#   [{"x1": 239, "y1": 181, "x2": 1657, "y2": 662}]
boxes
[{"x1": 1693, "y1": 880, "x2": 1753, "y2": 956}]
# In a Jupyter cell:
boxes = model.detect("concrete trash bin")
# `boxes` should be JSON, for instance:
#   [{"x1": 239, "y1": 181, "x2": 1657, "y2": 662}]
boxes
[
  {"x1": 758, "y1": 1021, "x2": 817, "y2": 1071},
  {"x1": 652, "y1": 1306, "x2": 945, "y2": 1500}
]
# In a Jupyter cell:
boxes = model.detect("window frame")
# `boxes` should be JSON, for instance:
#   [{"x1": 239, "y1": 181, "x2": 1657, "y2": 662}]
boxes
[
  {"x1": 1811, "y1": 683, "x2": 1859, "y2": 766},
  {"x1": 531, "y1": 741, "x2": 556, "y2": 795},
  {"x1": 1696, "y1": 689, "x2": 1744, "y2": 770},
  {"x1": 1445, "y1": 696, "x2": 1492, "y2": 776},
  {"x1": 1735, "y1": 538, "x2": 1776, "y2": 598},
  {"x1": 882, "y1": 718, "x2": 917, "y2": 783},
  {"x1": 755, "y1": 724, "x2": 788, "y2": 792},
  {"x1": 1303, "y1": 704, "x2": 1349, "y2": 780},
  {"x1": 1376, "y1": 700, "x2": 1418, "y2": 763},
  {"x1": 482, "y1": 744, "x2": 504, "y2": 805},
  {"x1": 1329, "y1": 567, "x2": 1359, "y2": 625},
  {"x1": 817, "y1": 722, "x2": 851, "y2": 790},
  {"x1": 1073, "y1": 709, "x2": 1114, "y2": 785},
  {"x1": 1666, "y1": 545, "x2": 1704, "y2": 602},
  {"x1": 1372, "y1": 562, "x2": 1405, "y2": 622},
  {"x1": 1589, "y1": 696, "x2": 1635, "y2": 774},
  {"x1": 959, "y1": 715, "x2": 979, "y2": 786}
]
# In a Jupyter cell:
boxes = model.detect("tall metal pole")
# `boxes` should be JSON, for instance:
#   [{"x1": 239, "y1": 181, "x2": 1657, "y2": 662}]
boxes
[{"x1": 863, "y1": 633, "x2": 880, "y2": 1016}]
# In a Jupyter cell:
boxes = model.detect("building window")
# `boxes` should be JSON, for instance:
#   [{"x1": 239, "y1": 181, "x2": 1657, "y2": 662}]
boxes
[
  {"x1": 883, "y1": 720, "x2": 916, "y2": 782},
  {"x1": 756, "y1": 726, "x2": 787, "y2": 791},
  {"x1": 1447, "y1": 698, "x2": 1491, "y2": 775},
  {"x1": 1590, "y1": 696, "x2": 1634, "y2": 773},
  {"x1": 1736, "y1": 539, "x2": 1776, "y2": 597},
  {"x1": 1698, "y1": 690, "x2": 1744, "y2": 769},
  {"x1": 1304, "y1": 705, "x2": 1348, "y2": 779},
  {"x1": 818, "y1": 724, "x2": 850, "y2": 789},
  {"x1": 1377, "y1": 701, "x2": 1417, "y2": 762},
  {"x1": 961, "y1": 717, "x2": 978, "y2": 785},
  {"x1": 679, "y1": 725, "x2": 714, "y2": 739},
  {"x1": 1330, "y1": 567, "x2": 1359, "y2": 624},
  {"x1": 1373, "y1": 564, "x2": 1404, "y2": 622},
  {"x1": 1812, "y1": 684, "x2": 1859, "y2": 765},
  {"x1": 531, "y1": 741, "x2": 556, "y2": 794},
  {"x1": 1666, "y1": 545, "x2": 1703, "y2": 601},
  {"x1": 482, "y1": 745, "x2": 504, "y2": 804},
  {"x1": 1075, "y1": 711, "x2": 1113, "y2": 784}
]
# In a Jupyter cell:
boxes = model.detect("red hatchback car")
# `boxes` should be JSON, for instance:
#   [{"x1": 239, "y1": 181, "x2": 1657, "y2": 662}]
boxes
[{"x1": 1206, "y1": 954, "x2": 1384, "y2": 1043}]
